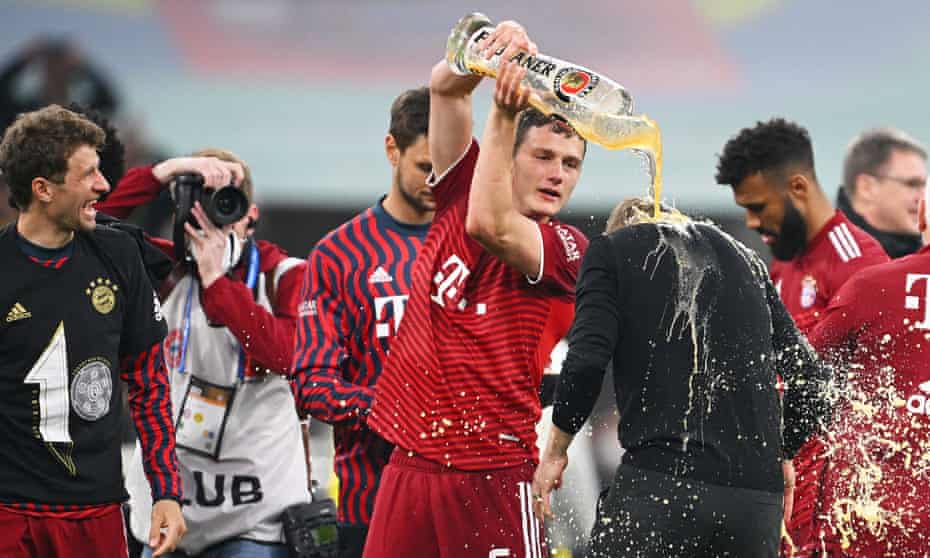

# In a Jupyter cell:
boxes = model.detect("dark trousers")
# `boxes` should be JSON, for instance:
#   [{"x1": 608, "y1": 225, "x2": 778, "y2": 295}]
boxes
[
  {"x1": 338, "y1": 524, "x2": 368, "y2": 558},
  {"x1": 587, "y1": 464, "x2": 782, "y2": 558}
]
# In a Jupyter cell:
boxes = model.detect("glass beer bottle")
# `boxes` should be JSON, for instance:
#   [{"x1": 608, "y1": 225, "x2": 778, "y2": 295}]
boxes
[{"x1": 446, "y1": 13, "x2": 664, "y2": 216}]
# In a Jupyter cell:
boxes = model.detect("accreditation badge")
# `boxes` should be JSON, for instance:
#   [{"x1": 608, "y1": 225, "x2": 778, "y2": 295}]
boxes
[{"x1": 175, "y1": 375, "x2": 237, "y2": 459}]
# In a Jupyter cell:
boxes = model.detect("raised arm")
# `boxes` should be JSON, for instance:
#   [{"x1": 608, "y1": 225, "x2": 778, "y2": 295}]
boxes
[
  {"x1": 98, "y1": 156, "x2": 245, "y2": 220},
  {"x1": 429, "y1": 20, "x2": 536, "y2": 178},
  {"x1": 466, "y1": 58, "x2": 544, "y2": 277}
]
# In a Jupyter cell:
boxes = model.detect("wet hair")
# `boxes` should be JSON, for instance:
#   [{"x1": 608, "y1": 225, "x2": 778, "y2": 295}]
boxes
[
  {"x1": 715, "y1": 118, "x2": 816, "y2": 189},
  {"x1": 389, "y1": 87, "x2": 430, "y2": 152},
  {"x1": 66, "y1": 103, "x2": 126, "y2": 193},
  {"x1": 513, "y1": 108, "x2": 587, "y2": 157},
  {"x1": 842, "y1": 127, "x2": 927, "y2": 196},
  {"x1": 0, "y1": 104, "x2": 105, "y2": 210},
  {"x1": 192, "y1": 147, "x2": 254, "y2": 202},
  {"x1": 605, "y1": 196, "x2": 685, "y2": 233}
]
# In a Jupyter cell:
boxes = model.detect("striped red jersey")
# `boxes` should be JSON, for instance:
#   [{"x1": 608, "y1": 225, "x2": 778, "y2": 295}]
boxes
[
  {"x1": 770, "y1": 210, "x2": 887, "y2": 326},
  {"x1": 291, "y1": 199, "x2": 428, "y2": 526},
  {"x1": 368, "y1": 140, "x2": 588, "y2": 471}
]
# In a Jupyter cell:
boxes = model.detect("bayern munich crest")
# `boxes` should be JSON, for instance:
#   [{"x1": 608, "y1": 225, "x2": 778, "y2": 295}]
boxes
[
  {"x1": 163, "y1": 329, "x2": 184, "y2": 372},
  {"x1": 70, "y1": 360, "x2": 113, "y2": 421}
]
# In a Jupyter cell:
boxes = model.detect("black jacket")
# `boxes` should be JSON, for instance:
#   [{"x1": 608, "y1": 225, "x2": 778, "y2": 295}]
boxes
[
  {"x1": 837, "y1": 188, "x2": 920, "y2": 259},
  {"x1": 553, "y1": 223, "x2": 829, "y2": 493}
]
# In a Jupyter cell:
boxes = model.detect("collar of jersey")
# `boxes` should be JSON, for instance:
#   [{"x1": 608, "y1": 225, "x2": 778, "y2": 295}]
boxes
[{"x1": 373, "y1": 195, "x2": 430, "y2": 238}]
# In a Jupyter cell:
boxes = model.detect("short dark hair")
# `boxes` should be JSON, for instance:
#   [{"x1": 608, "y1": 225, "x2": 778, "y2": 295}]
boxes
[
  {"x1": 842, "y1": 127, "x2": 927, "y2": 195},
  {"x1": 0, "y1": 104, "x2": 105, "y2": 210},
  {"x1": 67, "y1": 103, "x2": 126, "y2": 189},
  {"x1": 389, "y1": 87, "x2": 430, "y2": 152},
  {"x1": 513, "y1": 108, "x2": 587, "y2": 157},
  {"x1": 715, "y1": 118, "x2": 816, "y2": 188}
]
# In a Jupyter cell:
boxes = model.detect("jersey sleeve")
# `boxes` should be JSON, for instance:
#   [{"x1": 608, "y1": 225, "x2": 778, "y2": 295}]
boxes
[
  {"x1": 119, "y1": 243, "x2": 168, "y2": 360},
  {"x1": 291, "y1": 243, "x2": 374, "y2": 424},
  {"x1": 768, "y1": 277, "x2": 831, "y2": 458},
  {"x1": 200, "y1": 259, "x2": 306, "y2": 375},
  {"x1": 528, "y1": 222, "x2": 589, "y2": 294},
  {"x1": 425, "y1": 138, "x2": 479, "y2": 212},
  {"x1": 824, "y1": 241, "x2": 889, "y2": 302},
  {"x1": 121, "y1": 341, "x2": 181, "y2": 502}
]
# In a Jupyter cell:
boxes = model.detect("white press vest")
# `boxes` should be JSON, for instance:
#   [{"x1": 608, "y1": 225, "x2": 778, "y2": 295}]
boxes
[{"x1": 126, "y1": 261, "x2": 308, "y2": 554}]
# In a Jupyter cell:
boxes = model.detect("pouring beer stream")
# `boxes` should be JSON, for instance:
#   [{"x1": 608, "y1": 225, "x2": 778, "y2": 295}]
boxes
[{"x1": 446, "y1": 13, "x2": 664, "y2": 219}]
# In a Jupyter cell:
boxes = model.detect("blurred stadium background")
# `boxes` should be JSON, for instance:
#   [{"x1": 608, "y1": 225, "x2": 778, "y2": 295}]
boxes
[{"x1": 2, "y1": 0, "x2": 927, "y2": 552}]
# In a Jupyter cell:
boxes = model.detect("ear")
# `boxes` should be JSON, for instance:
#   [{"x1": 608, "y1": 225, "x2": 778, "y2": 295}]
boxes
[
  {"x1": 247, "y1": 203, "x2": 259, "y2": 224},
  {"x1": 854, "y1": 173, "x2": 877, "y2": 203},
  {"x1": 32, "y1": 177, "x2": 55, "y2": 204},
  {"x1": 785, "y1": 173, "x2": 810, "y2": 205},
  {"x1": 385, "y1": 134, "x2": 400, "y2": 167}
]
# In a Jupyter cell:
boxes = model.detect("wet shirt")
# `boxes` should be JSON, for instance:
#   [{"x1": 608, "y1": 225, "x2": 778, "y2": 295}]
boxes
[
  {"x1": 368, "y1": 139, "x2": 587, "y2": 471},
  {"x1": 554, "y1": 223, "x2": 828, "y2": 493},
  {"x1": 807, "y1": 246, "x2": 930, "y2": 553}
]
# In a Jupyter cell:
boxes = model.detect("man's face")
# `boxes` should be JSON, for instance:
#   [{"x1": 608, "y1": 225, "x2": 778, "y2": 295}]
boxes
[
  {"x1": 733, "y1": 171, "x2": 808, "y2": 261},
  {"x1": 868, "y1": 149, "x2": 927, "y2": 235},
  {"x1": 47, "y1": 144, "x2": 109, "y2": 233},
  {"x1": 512, "y1": 125, "x2": 585, "y2": 221},
  {"x1": 393, "y1": 135, "x2": 434, "y2": 214}
]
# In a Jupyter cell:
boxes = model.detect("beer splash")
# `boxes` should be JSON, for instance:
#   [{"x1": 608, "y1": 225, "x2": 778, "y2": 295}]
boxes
[{"x1": 586, "y1": 112, "x2": 664, "y2": 221}]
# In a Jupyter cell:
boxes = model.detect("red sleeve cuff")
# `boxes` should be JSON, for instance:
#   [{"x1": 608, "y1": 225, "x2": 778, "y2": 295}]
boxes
[{"x1": 200, "y1": 275, "x2": 249, "y2": 323}]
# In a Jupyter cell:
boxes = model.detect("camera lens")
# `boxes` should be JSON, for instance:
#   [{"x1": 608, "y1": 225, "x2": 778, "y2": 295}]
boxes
[{"x1": 204, "y1": 187, "x2": 248, "y2": 225}]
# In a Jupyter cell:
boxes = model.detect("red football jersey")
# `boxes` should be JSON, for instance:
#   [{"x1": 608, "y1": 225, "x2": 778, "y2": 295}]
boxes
[
  {"x1": 368, "y1": 140, "x2": 588, "y2": 471},
  {"x1": 807, "y1": 245, "x2": 930, "y2": 556},
  {"x1": 771, "y1": 211, "x2": 888, "y2": 327}
]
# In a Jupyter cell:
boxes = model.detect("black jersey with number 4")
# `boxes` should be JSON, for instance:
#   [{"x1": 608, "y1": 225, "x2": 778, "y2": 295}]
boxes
[{"x1": 0, "y1": 224, "x2": 167, "y2": 505}]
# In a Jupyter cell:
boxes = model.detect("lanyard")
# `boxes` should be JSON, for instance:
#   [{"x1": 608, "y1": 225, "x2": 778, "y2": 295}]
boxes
[{"x1": 178, "y1": 241, "x2": 260, "y2": 382}]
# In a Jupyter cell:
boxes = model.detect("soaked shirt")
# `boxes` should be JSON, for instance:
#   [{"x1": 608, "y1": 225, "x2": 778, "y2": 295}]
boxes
[
  {"x1": 553, "y1": 223, "x2": 828, "y2": 493},
  {"x1": 807, "y1": 246, "x2": 930, "y2": 555}
]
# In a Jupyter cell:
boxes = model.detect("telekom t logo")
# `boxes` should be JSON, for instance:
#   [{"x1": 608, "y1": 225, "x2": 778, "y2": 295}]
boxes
[
  {"x1": 374, "y1": 295, "x2": 408, "y2": 339},
  {"x1": 904, "y1": 274, "x2": 930, "y2": 330},
  {"x1": 431, "y1": 254, "x2": 471, "y2": 309}
]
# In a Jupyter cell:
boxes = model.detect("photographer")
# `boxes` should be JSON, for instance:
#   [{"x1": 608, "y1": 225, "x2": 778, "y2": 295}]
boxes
[{"x1": 97, "y1": 150, "x2": 312, "y2": 558}]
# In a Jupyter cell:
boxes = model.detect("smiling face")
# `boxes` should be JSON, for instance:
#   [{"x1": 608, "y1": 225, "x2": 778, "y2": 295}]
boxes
[
  {"x1": 865, "y1": 148, "x2": 928, "y2": 235},
  {"x1": 511, "y1": 125, "x2": 585, "y2": 222},
  {"x1": 45, "y1": 144, "x2": 110, "y2": 233}
]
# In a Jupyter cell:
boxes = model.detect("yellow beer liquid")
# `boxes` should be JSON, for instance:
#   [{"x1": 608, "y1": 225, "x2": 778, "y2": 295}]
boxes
[{"x1": 579, "y1": 112, "x2": 663, "y2": 220}]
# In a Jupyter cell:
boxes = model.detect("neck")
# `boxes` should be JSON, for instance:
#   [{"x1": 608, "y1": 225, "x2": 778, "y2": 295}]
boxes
[
  {"x1": 16, "y1": 211, "x2": 74, "y2": 248},
  {"x1": 804, "y1": 189, "x2": 835, "y2": 243},
  {"x1": 382, "y1": 189, "x2": 433, "y2": 226}
]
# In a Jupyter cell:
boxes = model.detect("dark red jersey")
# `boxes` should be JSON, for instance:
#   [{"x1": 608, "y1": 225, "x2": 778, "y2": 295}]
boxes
[{"x1": 368, "y1": 140, "x2": 588, "y2": 471}]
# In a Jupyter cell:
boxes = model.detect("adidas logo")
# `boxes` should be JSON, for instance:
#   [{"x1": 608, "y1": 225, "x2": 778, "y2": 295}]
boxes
[
  {"x1": 5, "y1": 302, "x2": 31, "y2": 323},
  {"x1": 368, "y1": 266, "x2": 393, "y2": 284}
]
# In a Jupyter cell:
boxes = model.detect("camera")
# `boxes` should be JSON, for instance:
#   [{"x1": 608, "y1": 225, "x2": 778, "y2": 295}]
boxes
[
  {"x1": 171, "y1": 173, "x2": 249, "y2": 262},
  {"x1": 282, "y1": 497, "x2": 338, "y2": 558}
]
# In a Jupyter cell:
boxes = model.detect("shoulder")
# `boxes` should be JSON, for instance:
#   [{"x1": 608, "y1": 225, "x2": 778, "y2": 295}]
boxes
[
  {"x1": 544, "y1": 220, "x2": 589, "y2": 259},
  {"x1": 822, "y1": 216, "x2": 888, "y2": 266},
  {"x1": 315, "y1": 208, "x2": 375, "y2": 250},
  {"x1": 427, "y1": 138, "x2": 480, "y2": 188},
  {"x1": 83, "y1": 225, "x2": 140, "y2": 261}
]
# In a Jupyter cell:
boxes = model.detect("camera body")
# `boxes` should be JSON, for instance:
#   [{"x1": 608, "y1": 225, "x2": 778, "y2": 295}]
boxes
[
  {"x1": 282, "y1": 498, "x2": 339, "y2": 558},
  {"x1": 171, "y1": 173, "x2": 249, "y2": 262}
]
